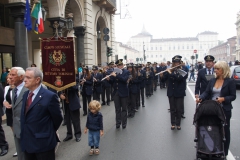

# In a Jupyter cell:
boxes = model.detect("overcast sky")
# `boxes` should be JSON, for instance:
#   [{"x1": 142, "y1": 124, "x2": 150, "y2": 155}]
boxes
[{"x1": 114, "y1": 0, "x2": 240, "y2": 43}]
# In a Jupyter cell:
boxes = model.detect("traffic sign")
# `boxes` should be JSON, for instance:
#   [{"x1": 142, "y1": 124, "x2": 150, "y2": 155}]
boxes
[
  {"x1": 103, "y1": 35, "x2": 109, "y2": 41},
  {"x1": 103, "y1": 28, "x2": 109, "y2": 34}
]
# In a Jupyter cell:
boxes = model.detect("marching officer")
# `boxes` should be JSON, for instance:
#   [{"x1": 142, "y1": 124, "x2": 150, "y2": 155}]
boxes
[
  {"x1": 80, "y1": 67, "x2": 93, "y2": 116},
  {"x1": 145, "y1": 65, "x2": 153, "y2": 98},
  {"x1": 110, "y1": 59, "x2": 129, "y2": 129},
  {"x1": 101, "y1": 65, "x2": 111, "y2": 106},
  {"x1": 92, "y1": 66, "x2": 103, "y2": 102},
  {"x1": 127, "y1": 64, "x2": 140, "y2": 118},
  {"x1": 153, "y1": 62, "x2": 158, "y2": 91},
  {"x1": 162, "y1": 55, "x2": 188, "y2": 130},
  {"x1": 195, "y1": 55, "x2": 215, "y2": 100},
  {"x1": 138, "y1": 64, "x2": 146, "y2": 107}
]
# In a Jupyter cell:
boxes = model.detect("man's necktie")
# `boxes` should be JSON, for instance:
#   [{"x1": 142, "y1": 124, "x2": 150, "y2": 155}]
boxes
[
  {"x1": 13, "y1": 88, "x2": 18, "y2": 104},
  {"x1": 25, "y1": 92, "x2": 34, "y2": 114},
  {"x1": 208, "y1": 69, "x2": 211, "y2": 75}
]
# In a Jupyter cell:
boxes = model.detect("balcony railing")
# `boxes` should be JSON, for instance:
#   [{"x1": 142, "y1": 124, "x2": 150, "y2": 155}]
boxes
[{"x1": 93, "y1": 0, "x2": 117, "y2": 13}]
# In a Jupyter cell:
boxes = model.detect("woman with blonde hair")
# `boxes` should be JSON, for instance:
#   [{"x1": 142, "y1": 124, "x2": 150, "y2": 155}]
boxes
[{"x1": 196, "y1": 61, "x2": 236, "y2": 158}]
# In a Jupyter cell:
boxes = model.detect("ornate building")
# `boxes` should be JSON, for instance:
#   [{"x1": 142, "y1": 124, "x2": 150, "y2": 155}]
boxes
[
  {"x1": 236, "y1": 11, "x2": 240, "y2": 61},
  {"x1": 127, "y1": 26, "x2": 219, "y2": 64},
  {"x1": 0, "y1": 0, "x2": 116, "y2": 72}
]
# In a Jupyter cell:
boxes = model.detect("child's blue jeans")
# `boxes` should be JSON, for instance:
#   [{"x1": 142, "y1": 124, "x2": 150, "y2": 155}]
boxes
[{"x1": 88, "y1": 130, "x2": 100, "y2": 148}]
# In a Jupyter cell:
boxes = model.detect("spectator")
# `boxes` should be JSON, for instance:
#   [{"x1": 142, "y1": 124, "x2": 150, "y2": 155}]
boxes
[{"x1": 1, "y1": 68, "x2": 8, "y2": 87}]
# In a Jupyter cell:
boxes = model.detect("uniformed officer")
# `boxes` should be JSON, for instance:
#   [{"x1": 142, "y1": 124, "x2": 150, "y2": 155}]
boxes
[
  {"x1": 92, "y1": 66, "x2": 103, "y2": 102},
  {"x1": 195, "y1": 55, "x2": 215, "y2": 100},
  {"x1": 145, "y1": 65, "x2": 153, "y2": 98},
  {"x1": 137, "y1": 64, "x2": 146, "y2": 107},
  {"x1": 127, "y1": 64, "x2": 140, "y2": 118},
  {"x1": 153, "y1": 62, "x2": 158, "y2": 91},
  {"x1": 80, "y1": 67, "x2": 93, "y2": 116},
  {"x1": 162, "y1": 55, "x2": 188, "y2": 130},
  {"x1": 110, "y1": 59, "x2": 129, "y2": 129},
  {"x1": 101, "y1": 66, "x2": 111, "y2": 106}
]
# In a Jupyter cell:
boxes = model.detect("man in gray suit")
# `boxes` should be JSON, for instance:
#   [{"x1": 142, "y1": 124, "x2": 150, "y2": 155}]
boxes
[{"x1": 8, "y1": 67, "x2": 28, "y2": 160}]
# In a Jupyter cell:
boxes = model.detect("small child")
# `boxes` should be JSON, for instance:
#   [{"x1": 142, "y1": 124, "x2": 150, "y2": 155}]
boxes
[{"x1": 84, "y1": 100, "x2": 104, "y2": 155}]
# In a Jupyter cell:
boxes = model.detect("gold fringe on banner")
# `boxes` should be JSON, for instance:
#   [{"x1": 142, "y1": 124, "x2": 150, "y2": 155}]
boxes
[{"x1": 42, "y1": 81, "x2": 76, "y2": 92}]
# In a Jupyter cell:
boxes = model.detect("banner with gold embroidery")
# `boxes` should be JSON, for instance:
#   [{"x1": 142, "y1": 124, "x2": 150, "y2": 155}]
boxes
[{"x1": 41, "y1": 37, "x2": 76, "y2": 91}]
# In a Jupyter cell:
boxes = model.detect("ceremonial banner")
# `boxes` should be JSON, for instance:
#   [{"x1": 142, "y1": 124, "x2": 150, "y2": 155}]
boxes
[{"x1": 41, "y1": 37, "x2": 76, "y2": 91}]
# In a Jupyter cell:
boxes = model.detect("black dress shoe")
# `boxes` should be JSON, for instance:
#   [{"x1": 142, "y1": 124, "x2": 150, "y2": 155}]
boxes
[
  {"x1": 62, "y1": 121, "x2": 66, "y2": 126},
  {"x1": 0, "y1": 146, "x2": 8, "y2": 156},
  {"x1": 101, "y1": 102, "x2": 106, "y2": 105},
  {"x1": 116, "y1": 125, "x2": 120, "y2": 129},
  {"x1": 76, "y1": 137, "x2": 81, "y2": 142},
  {"x1": 107, "y1": 102, "x2": 110, "y2": 106},
  {"x1": 63, "y1": 136, "x2": 73, "y2": 142},
  {"x1": 142, "y1": 105, "x2": 145, "y2": 107},
  {"x1": 181, "y1": 115, "x2": 186, "y2": 118},
  {"x1": 122, "y1": 125, "x2": 126, "y2": 129},
  {"x1": 83, "y1": 113, "x2": 87, "y2": 116}
]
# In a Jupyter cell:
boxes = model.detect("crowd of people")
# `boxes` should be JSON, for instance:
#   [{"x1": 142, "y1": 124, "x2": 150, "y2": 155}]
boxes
[{"x1": 0, "y1": 54, "x2": 237, "y2": 160}]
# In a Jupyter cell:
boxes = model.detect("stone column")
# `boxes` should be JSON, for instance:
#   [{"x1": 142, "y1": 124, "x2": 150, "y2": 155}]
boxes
[
  {"x1": 74, "y1": 26, "x2": 86, "y2": 66},
  {"x1": 6, "y1": 2, "x2": 29, "y2": 69},
  {"x1": 47, "y1": 17, "x2": 66, "y2": 37}
]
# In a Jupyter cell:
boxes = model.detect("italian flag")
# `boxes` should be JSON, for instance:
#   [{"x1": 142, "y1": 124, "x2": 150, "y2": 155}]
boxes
[{"x1": 31, "y1": 0, "x2": 44, "y2": 34}]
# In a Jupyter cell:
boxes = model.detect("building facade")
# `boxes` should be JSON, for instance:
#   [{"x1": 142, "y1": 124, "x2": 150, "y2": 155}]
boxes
[
  {"x1": 127, "y1": 26, "x2": 219, "y2": 64},
  {"x1": 115, "y1": 42, "x2": 141, "y2": 64},
  {"x1": 209, "y1": 36, "x2": 236, "y2": 62},
  {"x1": 0, "y1": 0, "x2": 116, "y2": 73},
  {"x1": 236, "y1": 11, "x2": 240, "y2": 61}
]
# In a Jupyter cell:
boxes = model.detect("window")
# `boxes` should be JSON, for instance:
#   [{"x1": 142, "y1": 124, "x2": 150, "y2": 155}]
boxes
[
  {"x1": 156, "y1": 55, "x2": 157, "y2": 58},
  {"x1": 147, "y1": 55, "x2": 149, "y2": 58},
  {"x1": 151, "y1": 55, "x2": 153, "y2": 58},
  {"x1": 173, "y1": 46, "x2": 175, "y2": 50},
  {"x1": 191, "y1": 46, "x2": 193, "y2": 49},
  {"x1": 160, "y1": 47, "x2": 162, "y2": 50},
  {"x1": 151, "y1": 47, "x2": 153, "y2": 50},
  {"x1": 187, "y1": 46, "x2": 189, "y2": 49},
  {"x1": 156, "y1": 47, "x2": 157, "y2": 50},
  {"x1": 178, "y1": 46, "x2": 180, "y2": 49},
  {"x1": 182, "y1": 46, "x2": 184, "y2": 49},
  {"x1": 160, "y1": 55, "x2": 162, "y2": 58},
  {"x1": 169, "y1": 47, "x2": 171, "y2": 50},
  {"x1": 200, "y1": 45, "x2": 202, "y2": 49},
  {"x1": 0, "y1": 4, "x2": 14, "y2": 28}
]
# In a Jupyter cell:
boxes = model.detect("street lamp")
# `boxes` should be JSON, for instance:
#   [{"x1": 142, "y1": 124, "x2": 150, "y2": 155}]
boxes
[
  {"x1": 97, "y1": 30, "x2": 101, "y2": 39},
  {"x1": 66, "y1": 13, "x2": 74, "y2": 32}
]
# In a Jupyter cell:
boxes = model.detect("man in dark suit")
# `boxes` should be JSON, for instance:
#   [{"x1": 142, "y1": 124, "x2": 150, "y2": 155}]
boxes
[
  {"x1": 110, "y1": 59, "x2": 129, "y2": 129},
  {"x1": 0, "y1": 83, "x2": 8, "y2": 156},
  {"x1": 195, "y1": 55, "x2": 215, "y2": 99},
  {"x1": 9, "y1": 67, "x2": 28, "y2": 160},
  {"x1": 20, "y1": 67, "x2": 63, "y2": 160},
  {"x1": 92, "y1": 66, "x2": 103, "y2": 102}
]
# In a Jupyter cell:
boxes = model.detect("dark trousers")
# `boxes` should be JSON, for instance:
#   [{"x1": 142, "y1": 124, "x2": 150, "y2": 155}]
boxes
[
  {"x1": 102, "y1": 87, "x2": 111, "y2": 104},
  {"x1": 140, "y1": 88, "x2": 145, "y2": 105},
  {"x1": 127, "y1": 93, "x2": 137, "y2": 116},
  {"x1": 168, "y1": 97, "x2": 183, "y2": 126},
  {"x1": 82, "y1": 94, "x2": 91, "y2": 114},
  {"x1": 145, "y1": 84, "x2": 151, "y2": 96},
  {"x1": 65, "y1": 103, "x2": 81, "y2": 138},
  {"x1": 153, "y1": 79, "x2": 157, "y2": 90},
  {"x1": 160, "y1": 78, "x2": 166, "y2": 88},
  {"x1": 224, "y1": 110, "x2": 231, "y2": 156},
  {"x1": 25, "y1": 148, "x2": 55, "y2": 160},
  {"x1": 113, "y1": 92, "x2": 128, "y2": 126},
  {"x1": 0, "y1": 117, "x2": 8, "y2": 148},
  {"x1": 93, "y1": 91, "x2": 101, "y2": 102},
  {"x1": 136, "y1": 91, "x2": 140, "y2": 108},
  {"x1": 151, "y1": 82, "x2": 153, "y2": 94}
]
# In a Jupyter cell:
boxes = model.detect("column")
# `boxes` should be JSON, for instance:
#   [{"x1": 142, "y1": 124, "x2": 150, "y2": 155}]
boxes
[
  {"x1": 6, "y1": 2, "x2": 29, "y2": 69},
  {"x1": 47, "y1": 17, "x2": 66, "y2": 37},
  {"x1": 74, "y1": 26, "x2": 86, "y2": 66}
]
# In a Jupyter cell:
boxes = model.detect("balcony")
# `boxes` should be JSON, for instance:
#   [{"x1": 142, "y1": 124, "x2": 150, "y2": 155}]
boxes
[{"x1": 93, "y1": 0, "x2": 117, "y2": 14}]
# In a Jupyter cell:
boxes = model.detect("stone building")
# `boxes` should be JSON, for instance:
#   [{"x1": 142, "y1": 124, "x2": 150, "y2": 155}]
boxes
[
  {"x1": 115, "y1": 42, "x2": 141, "y2": 64},
  {"x1": 236, "y1": 11, "x2": 240, "y2": 61},
  {"x1": 209, "y1": 36, "x2": 237, "y2": 62},
  {"x1": 0, "y1": 0, "x2": 116, "y2": 73},
  {"x1": 127, "y1": 26, "x2": 219, "y2": 64}
]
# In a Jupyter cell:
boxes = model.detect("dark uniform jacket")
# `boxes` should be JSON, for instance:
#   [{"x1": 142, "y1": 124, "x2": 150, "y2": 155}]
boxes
[
  {"x1": 93, "y1": 73, "x2": 103, "y2": 93},
  {"x1": 110, "y1": 68, "x2": 129, "y2": 98},
  {"x1": 145, "y1": 71, "x2": 153, "y2": 85},
  {"x1": 163, "y1": 69, "x2": 188, "y2": 97},
  {"x1": 80, "y1": 74, "x2": 93, "y2": 96},
  {"x1": 139, "y1": 70, "x2": 146, "y2": 88},
  {"x1": 58, "y1": 85, "x2": 81, "y2": 111},
  {"x1": 102, "y1": 72, "x2": 111, "y2": 88},
  {"x1": 199, "y1": 78, "x2": 236, "y2": 111},
  {"x1": 195, "y1": 68, "x2": 214, "y2": 96},
  {"x1": 128, "y1": 76, "x2": 140, "y2": 94}
]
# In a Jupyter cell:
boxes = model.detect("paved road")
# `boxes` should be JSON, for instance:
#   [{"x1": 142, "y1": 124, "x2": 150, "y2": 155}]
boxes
[{"x1": 1, "y1": 82, "x2": 239, "y2": 160}]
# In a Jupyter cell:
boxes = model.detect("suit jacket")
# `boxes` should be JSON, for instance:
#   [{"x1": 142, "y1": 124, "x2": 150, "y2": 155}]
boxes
[
  {"x1": 111, "y1": 68, "x2": 129, "y2": 98},
  {"x1": 80, "y1": 74, "x2": 93, "y2": 96},
  {"x1": 195, "y1": 68, "x2": 213, "y2": 96},
  {"x1": 0, "y1": 84, "x2": 4, "y2": 116},
  {"x1": 128, "y1": 76, "x2": 140, "y2": 94},
  {"x1": 199, "y1": 78, "x2": 236, "y2": 111},
  {"x1": 139, "y1": 70, "x2": 146, "y2": 88},
  {"x1": 12, "y1": 85, "x2": 28, "y2": 138},
  {"x1": 20, "y1": 86, "x2": 63, "y2": 153}
]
